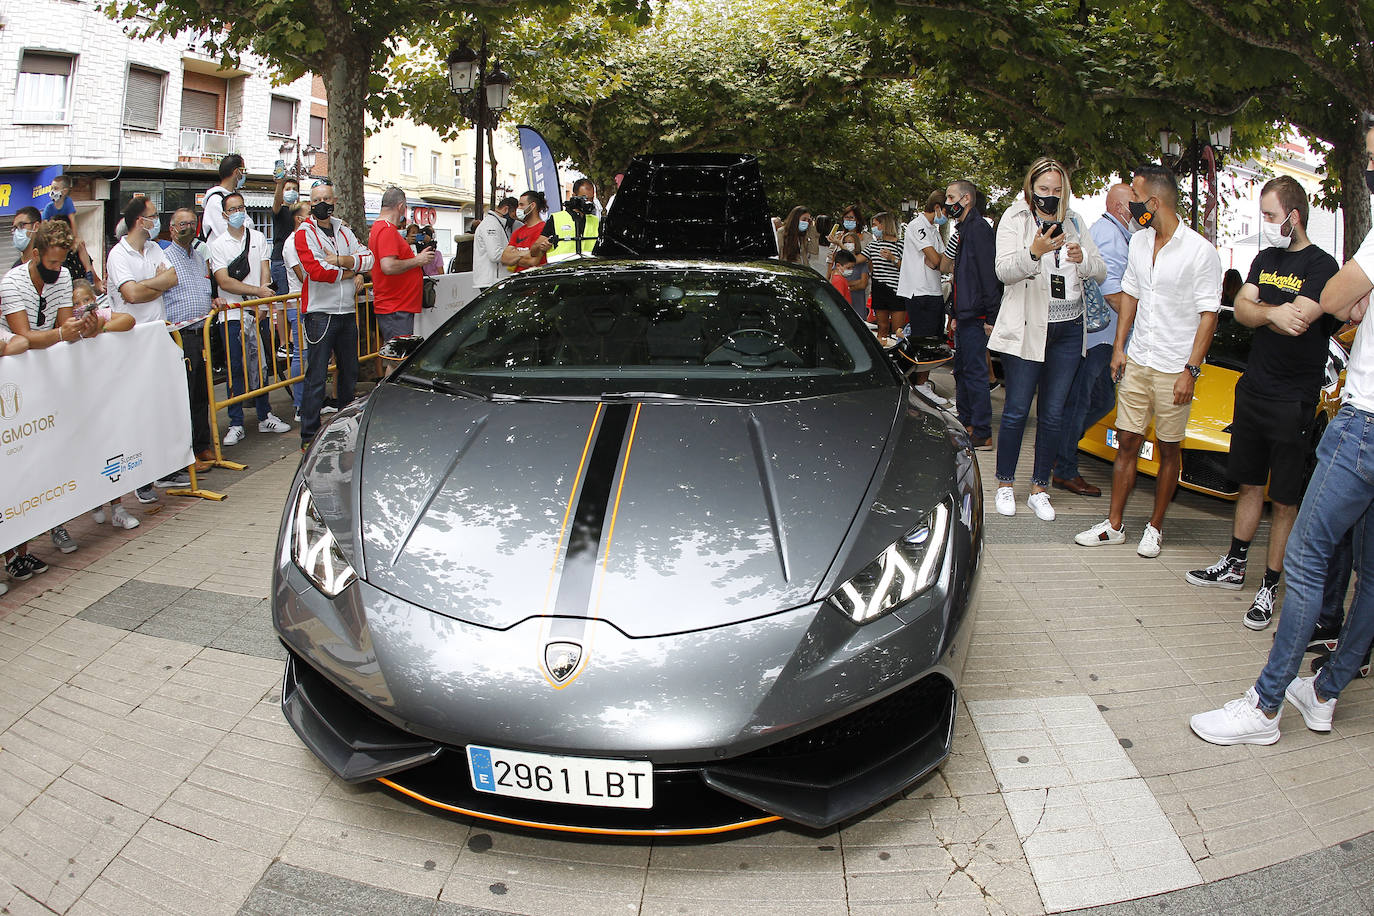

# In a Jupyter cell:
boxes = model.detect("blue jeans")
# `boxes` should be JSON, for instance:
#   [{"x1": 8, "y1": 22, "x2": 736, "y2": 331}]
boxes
[
  {"x1": 1053, "y1": 342, "x2": 1116, "y2": 480},
  {"x1": 954, "y1": 321, "x2": 992, "y2": 439},
  {"x1": 300, "y1": 312, "x2": 358, "y2": 445},
  {"x1": 224, "y1": 319, "x2": 272, "y2": 428},
  {"x1": 995, "y1": 317, "x2": 1083, "y2": 486},
  {"x1": 1254, "y1": 407, "x2": 1374, "y2": 711},
  {"x1": 284, "y1": 308, "x2": 302, "y2": 408}
]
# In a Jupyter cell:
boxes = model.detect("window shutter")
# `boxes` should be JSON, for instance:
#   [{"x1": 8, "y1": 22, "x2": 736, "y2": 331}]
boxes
[
  {"x1": 269, "y1": 97, "x2": 296, "y2": 136},
  {"x1": 123, "y1": 67, "x2": 163, "y2": 130},
  {"x1": 309, "y1": 115, "x2": 325, "y2": 149},
  {"x1": 180, "y1": 88, "x2": 219, "y2": 131},
  {"x1": 21, "y1": 52, "x2": 72, "y2": 76}
]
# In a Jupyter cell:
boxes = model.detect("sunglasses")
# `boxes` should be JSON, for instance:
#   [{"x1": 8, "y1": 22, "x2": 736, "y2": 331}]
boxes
[
  {"x1": 35, "y1": 294, "x2": 47, "y2": 329},
  {"x1": 312, "y1": 178, "x2": 333, "y2": 188}
]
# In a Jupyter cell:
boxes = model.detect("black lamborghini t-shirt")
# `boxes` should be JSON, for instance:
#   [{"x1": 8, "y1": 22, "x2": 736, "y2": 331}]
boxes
[{"x1": 1238, "y1": 243, "x2": 1340, "y2": 404}]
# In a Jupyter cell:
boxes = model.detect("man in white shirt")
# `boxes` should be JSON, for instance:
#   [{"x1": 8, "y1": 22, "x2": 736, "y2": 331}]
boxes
[
  {"x1": 472, "y1": 196, "x2": 517, "y2": 291},
  {"x1": 209, "y1": 191, "x2": 291, "y2": 445},
  {"x1": 107, "y1": 196, "x2": 177, "y2": 326},
  {"x1": 1190, "y1": 113, "x2": 1374, "y2": 746},
  {"x1": 202, "y1": 153, "x2": 245, "y2": 245},
  {"x1": 295, "y1": 180, "x2": 373, "y2": 449},
  {"x1": 897, "y1": 191, "x2": 951, "y2": 405},
  {"x1": 1075, "y1": 164, "x2": 1220, "y2": 558}
]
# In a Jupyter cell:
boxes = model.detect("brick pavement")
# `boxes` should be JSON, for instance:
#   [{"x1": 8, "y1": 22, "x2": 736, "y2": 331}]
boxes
[{"x1": 2, "y1": 375, "x2": 1374, "y2": 915}]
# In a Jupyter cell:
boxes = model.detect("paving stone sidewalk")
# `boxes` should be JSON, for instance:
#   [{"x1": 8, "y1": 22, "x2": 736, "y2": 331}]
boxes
[{"x1": 3, "y1": 375, "x2": 1374, "y2": 916}]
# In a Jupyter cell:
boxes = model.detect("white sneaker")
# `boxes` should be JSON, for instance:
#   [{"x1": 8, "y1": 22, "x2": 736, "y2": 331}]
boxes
[
  {"x1": 1075, "y1": 519, "x2": 1125, "y2": 547},
  {"x1": 1137, "y1": 523, "x2": 1163, "y2": 558},
  {"x1": 1027, "y1": 491, "x2": 1055, "y2": 521},
  {"x1": 915, "y1": 382, "x2": 952, "y2": 408},
  {"x1": 111, "y1": 506, "x2": 140, "y2": 530},
  {"x1": 294, "y1": 410, "x2": 302, "y2": 422},
  {"x1": 1190, "y1": 686, "x2": 1280, "y2": 746},
  {"x1": 223, "y1": 425, "x2": 246, "y2": 446},
  {"x1": 994, "y1": 486, "x2": 1015, "y2": 516},
  {"x1": 1285, "y1": 676, "x2": 1335, "y2": 732},
  {"x1": 258, "y1": 414, "x2": 291, "y2": 433},
  {"x1": 92, "y1": 507, "x2": 107, "y2": 525}
]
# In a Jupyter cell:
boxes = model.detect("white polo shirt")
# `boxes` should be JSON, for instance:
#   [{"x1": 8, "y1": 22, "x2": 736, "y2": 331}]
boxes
[
  {"x1": 1120, "y1": 220, "x2": 1222, "y2": 373},
  {"x1": 1340, "y1": 229, "x2": 1374, "y2": 414},
  {"x1": 897, "y1": 215, "x2": 943, "y2": 299},
  {"x1": 106, "y1": 236, "x2": 172, "y2": 325},
  {"x1": 209, "y1": 227, "x2": 268, "y2": 323}
]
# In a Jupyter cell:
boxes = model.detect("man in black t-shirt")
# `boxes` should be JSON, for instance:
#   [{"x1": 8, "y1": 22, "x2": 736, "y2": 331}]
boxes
[{"x1": 1186, "y1": 176, "x2": 1339, "y2": 630}]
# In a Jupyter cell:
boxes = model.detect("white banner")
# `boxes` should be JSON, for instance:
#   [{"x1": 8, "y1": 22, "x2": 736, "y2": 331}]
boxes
[{"x1": 0, "y1": 322, "x2": 193, "y2": 549}]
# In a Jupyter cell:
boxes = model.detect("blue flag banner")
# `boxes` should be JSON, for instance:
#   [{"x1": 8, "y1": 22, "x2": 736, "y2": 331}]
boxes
[{"x1": 517, "y1": 126, "x2": 560, "y2": 205}]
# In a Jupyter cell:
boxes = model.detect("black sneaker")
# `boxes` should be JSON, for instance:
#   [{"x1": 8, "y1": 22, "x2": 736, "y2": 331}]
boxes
[
  {"x1": 135, "y1": 485, "x2": 158, "y2": 504},
  {"x1": 6, "y1": 553, "x2": 48, "y2": 581},
  {"x1": 1306, "y1": 623, "x2": 1342, "y2": 654},
  {"x1": 1243, "y1": 583, "x2": 1278, "y2": 631},
  {"x1": 1311, "y1": 650, "x2": 1372, "y2": 679},
  {"x1": 1186, "y1": 554, "x2": 1246, "y2": 590}
]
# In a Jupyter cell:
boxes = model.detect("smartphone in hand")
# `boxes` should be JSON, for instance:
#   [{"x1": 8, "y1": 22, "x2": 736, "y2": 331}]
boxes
[{"x1": 1042, "y1": 221, "x2": 1064, "y2": 239}]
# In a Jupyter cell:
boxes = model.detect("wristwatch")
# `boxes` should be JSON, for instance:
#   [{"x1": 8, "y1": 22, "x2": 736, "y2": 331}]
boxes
[{"x1": 1185, "y1": 364, "x2": 1201, "y2": 379}]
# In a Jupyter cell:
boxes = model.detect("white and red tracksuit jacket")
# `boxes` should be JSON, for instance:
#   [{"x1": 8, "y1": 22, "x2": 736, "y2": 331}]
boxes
[{"x1": 294, "y1": 217, "x2": 374, "y2": 314}]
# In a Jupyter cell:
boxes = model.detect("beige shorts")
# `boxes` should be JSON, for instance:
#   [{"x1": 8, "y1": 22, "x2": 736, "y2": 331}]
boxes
[{"x1": 1115, "y1": 358, "x2": 1192, "y2": 443}]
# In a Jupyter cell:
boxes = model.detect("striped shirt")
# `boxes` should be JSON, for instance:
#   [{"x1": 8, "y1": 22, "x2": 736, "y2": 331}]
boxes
[
  {"x1": 867, "y1": 238, "x2": 902, "y2": 292},
  {"x1": 1, "y1": 262, "x2": 72, "y2": 333}
]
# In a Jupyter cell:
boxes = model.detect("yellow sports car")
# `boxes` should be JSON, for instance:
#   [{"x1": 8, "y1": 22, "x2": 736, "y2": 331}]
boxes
[{"x1": 1079, "y1": 309, "x2": 1350, "y2": 500}]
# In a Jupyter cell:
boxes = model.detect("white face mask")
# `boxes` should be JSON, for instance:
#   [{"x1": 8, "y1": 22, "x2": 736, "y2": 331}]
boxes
[
  {"x1": 517, "y1": 205, "x2": 531, "y2": 221},
  {"x1": 840, "y1": 268, "x2": 853, "y2": 277},
  {"x1": 842, "y1": 243, "x2": 855, "y2": 252},
  {"x1": 1261, "y1": 216, "x2": 1294, "y2": 250}
]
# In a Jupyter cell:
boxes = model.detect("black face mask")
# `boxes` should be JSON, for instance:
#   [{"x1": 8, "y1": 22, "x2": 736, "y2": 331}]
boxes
[
  {"x1": 35, "y1": 263, "x2": 62, "y2": 284},
  {"x1": 1127, "y1": 199, "x2": 1157, "y2": 230},
  {"x1": 1366, "y1": 169, "x2": 1374, "y2": 195},
  {"x1": 311, "y1": 201, "x2": 335, "y2": 221},
  {"x1": 944, "y1": 198, "x2": 966, "y2": 220},
  {"x1": 1032, "y1": 194, "x2": 1060, "y2": 215}
]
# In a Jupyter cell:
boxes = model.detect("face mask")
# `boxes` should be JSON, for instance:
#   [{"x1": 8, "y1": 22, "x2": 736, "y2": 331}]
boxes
[
  {"x1": 516, "y1": 205, "x2": 531, "y2": 221},
  {"x1": 143, "y1": 217, "x2": 161, "y2": 237},
  {"x1": 311, "y1": 201, "x2": 334, "y2": 221},
  {"x1": 871, "y1": 228, "x2": 884, "y2": 240},
  {"x1": 1366, "y1": 170, "x2": 1374, "y2": 194},
  {"x1": 235, "y1": 172, "x2": 246, "y2": 190},
  {"x1": 12, "y1": 228, "x2": 29, "y2": 251},
  {"x1": 36, "y1": 263, "x2": 62, "y2": 284},
  {"x1": 1127, "y1": 199, "x2": 1156, "y2": 230},
  {"x1": 175, "y1": 227, "x2": 195, "y2": 244},
  {"x1": 228, "y1": 211, "x2": 247, "y2": 230},
  {"x1": 840, "y1": 268, "x2": 853, "y2": 277},
  {"x1": 797, "y1": 220, "x2": 810, "y2": 233},
  {"x1": 843, "y1": 219, "x2": 856, "y2": 231},
  {"x1": 284, "y1": 190, "x2": 299, "y2": 204},
  {"x1": 50, "y1": 190, "x2": 63, "y2": 202},
  {"x1": 1032, "y1": 194, "x2": 1060, "y2": 215},
  {"x1": 934, "y1": 214, "x2": 948, "y2": 227},
  {"x1": 842, "y1": 243, "x2": 856, "y2": 252},
  {"x1": 1261, "y1": 216, "x2": 1294, "y2": 250},
  {"x1": 944, "y1": 199, "x2": 965, "y2": 220}
]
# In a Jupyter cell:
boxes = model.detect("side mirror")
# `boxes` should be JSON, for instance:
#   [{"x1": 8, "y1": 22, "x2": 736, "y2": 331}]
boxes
[{"x1": 380, "y1": 335, "x2": 425, "y2": 361}]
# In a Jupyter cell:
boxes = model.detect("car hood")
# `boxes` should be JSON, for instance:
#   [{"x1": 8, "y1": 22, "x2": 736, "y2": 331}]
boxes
[{"x1": 354, "y1": 383, "x2": 907, "y2": 637}]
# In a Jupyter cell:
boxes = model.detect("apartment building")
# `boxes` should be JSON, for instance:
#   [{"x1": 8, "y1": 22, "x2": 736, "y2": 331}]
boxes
[{"x1": 0, "y1": 0, "x2": 321, "y2": 268}]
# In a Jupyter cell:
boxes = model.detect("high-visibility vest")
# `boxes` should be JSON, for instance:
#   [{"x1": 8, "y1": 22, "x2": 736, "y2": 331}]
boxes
[{"x1": 547, "y1": 210, "x2": 600, "y2": 261}]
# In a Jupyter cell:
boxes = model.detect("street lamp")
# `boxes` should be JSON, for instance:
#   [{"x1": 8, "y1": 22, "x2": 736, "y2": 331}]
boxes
[
  {"x1": 1159, "y1": 121, "x2": 1232, "y2": 233},
  {"x1": 278, "y1": 138, "x2": 319, "y2": 181},
  {"x1": 446, "y1": 32, "x2": 512, "y2": 220}
]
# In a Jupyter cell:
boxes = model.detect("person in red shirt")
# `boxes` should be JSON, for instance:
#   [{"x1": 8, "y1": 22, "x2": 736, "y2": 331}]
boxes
[
  {"x1": 369, "y1": 187, "x2": 434, "y2": 347},
  {"x1": 830, "y1": 248, "x2": 856, "y2": 306},
  {"x1": 501, "y1": 190, "x2": 550, "y2": 272}
]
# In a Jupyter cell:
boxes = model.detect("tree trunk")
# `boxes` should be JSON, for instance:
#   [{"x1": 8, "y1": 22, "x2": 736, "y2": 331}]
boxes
[
  {"x1": 320, "y1": 43, "x2": 373, "y2": 235},
  {"x1": 1334, "y1": 135, "x2": 1373, "y2": 260}
]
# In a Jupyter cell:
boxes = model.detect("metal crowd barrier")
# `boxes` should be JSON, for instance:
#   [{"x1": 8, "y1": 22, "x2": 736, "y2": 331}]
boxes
[{"x1": 199, "y1": 282, "x2": 378, "y2": 469}]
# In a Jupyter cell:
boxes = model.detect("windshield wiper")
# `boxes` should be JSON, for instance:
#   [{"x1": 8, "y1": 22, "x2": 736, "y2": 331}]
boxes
[{"x1": 395, "y1": 373, "x2": 496, "y2": 401}]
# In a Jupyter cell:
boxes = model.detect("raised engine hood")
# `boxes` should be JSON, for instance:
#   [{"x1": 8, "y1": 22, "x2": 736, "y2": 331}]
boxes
[{"x1": 357, "y1": 384, "x2": 901, "y2": 637}]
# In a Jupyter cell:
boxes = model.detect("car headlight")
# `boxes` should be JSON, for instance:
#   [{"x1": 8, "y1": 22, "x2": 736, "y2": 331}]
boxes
[
  {"x1": 290, "y1": 487, "x2": 357, "y2": 597},
  {"x1": 827, "y1": 501, "x2": 950, "y2": 624}
]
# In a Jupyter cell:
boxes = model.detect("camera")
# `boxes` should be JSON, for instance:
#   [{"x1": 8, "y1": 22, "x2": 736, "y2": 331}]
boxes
[
  {"x1": 413, "y1": 225, "x2": 438, "y2": 252},
  {"x1": 564, "y1": 196, "x2": 594, "y2": 217}
]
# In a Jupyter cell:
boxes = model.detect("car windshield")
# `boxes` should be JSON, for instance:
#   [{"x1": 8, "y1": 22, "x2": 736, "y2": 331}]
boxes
[
  {"x1": 403, "y1": 264, "x2": 886, "y2": 400},
  {"x1": 1206, "y1": 307, "x2": 1253, "y2": 373}
]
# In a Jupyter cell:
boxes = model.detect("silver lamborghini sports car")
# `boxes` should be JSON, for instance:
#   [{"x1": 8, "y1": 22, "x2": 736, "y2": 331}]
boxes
[{"x1": 274, "y1": 155, "x2": 983, "y2": 835}]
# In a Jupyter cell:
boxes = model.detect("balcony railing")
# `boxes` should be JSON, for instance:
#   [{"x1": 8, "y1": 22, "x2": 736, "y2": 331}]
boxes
[{"x1": 178, "y1": 127, "x2": 239, "y2": 165}]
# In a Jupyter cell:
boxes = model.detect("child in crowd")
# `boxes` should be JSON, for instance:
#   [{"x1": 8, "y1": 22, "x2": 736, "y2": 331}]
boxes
[{"x1": 830, "y1": 248, "x2": 857, "y2": 305}]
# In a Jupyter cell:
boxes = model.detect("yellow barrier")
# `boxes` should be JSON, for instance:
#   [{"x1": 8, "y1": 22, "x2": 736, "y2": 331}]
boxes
[
  {"x1": 164, "y1": 326, "x2": 226, "y2": 502},
  {"x1": 200, "y1": 282, "x2": 378, "y2": 468}
]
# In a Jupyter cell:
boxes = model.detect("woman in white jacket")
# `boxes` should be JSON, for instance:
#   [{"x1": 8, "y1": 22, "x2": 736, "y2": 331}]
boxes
[{"x1": 989, "y1": 157, "x2": 1106, "y2": 522}]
